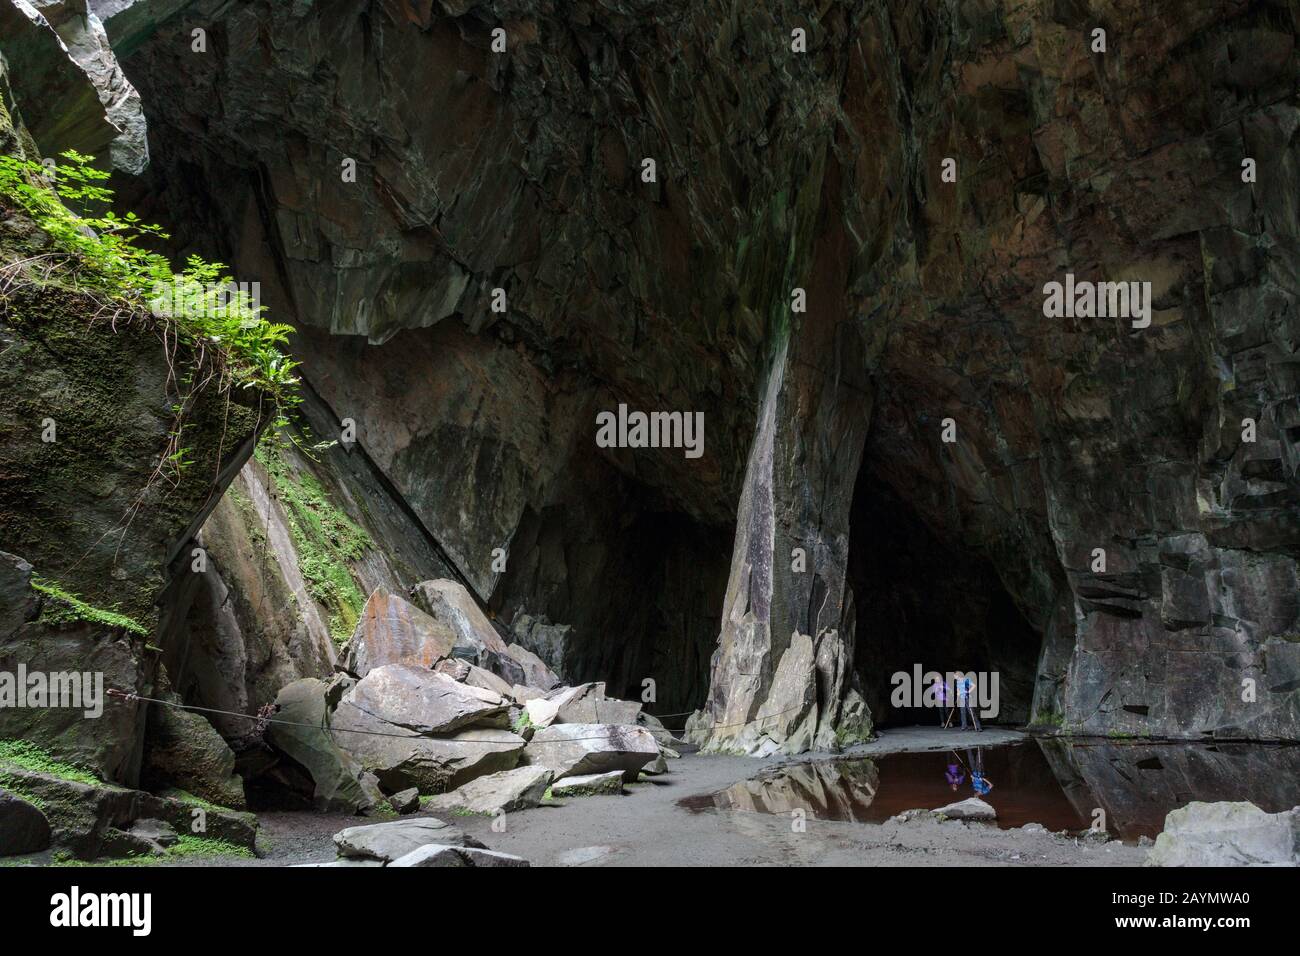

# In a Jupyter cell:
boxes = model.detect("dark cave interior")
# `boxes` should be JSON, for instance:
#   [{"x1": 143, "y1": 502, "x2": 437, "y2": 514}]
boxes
[{"x1": 846, "y1": 465, "x2": 1043, "y2": 728}]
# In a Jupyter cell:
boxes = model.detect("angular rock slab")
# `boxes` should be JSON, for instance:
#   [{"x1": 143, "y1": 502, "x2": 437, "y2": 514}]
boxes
[
  {"x1": 423, "y1": 765, "x2": 552, "y2": 815},
  {"x1": 1146, "y1": 802, "x2": 1300, "y2": 867},
  {"x1": 524, "y1": 724, "x2": 660, "y2": 782},
  {"x1": 505, "y1": 642, "x2": 560, "y2": 691},
  {"x1": 333, "y1": 817, "x2": 484, "y2": 862},
  {"x1": 435, "y1": 657, "x2": 516, "y2": 699},
  {"x1": 413, "y1": 579, "x2": 510, "y2": 660},
  {"x1": 335, "y1": 724, "x2": 526, "y2": 795},
  {"x1": 142, "y1": 689, "x2": 246, "y2": 810},
  {"x1": 267, "y1": 678, "x2": 381, "y2": 812},
  {"x1": 388, "y1": 844, "x2": 530, "y2": 867},
  {"x1": 341, "y1": 588, "x2": 458, "y2": 678},
  {"x1": 333, "y1": 664, "x2": 511, "y2": 737},
  {"x1": 550, "y1": 770, "x2": 625, "y2": 797},
  {"x1": 553, "y1": 682, "x2": 642, "y2": 725}
]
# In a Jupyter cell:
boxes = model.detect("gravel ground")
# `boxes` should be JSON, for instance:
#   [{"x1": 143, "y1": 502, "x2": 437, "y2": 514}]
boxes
[{"x1": 245, "y1": 726, "x2": 1146, "y2": 867}]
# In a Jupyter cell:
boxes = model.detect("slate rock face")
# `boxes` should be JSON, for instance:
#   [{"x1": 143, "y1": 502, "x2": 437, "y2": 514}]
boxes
[
  {"x1": 341, "y1": 589, "x2": 458, "y2": 679},
  {"x1": 108, "y1": 0, "x2": 1300, "y2": 753}
]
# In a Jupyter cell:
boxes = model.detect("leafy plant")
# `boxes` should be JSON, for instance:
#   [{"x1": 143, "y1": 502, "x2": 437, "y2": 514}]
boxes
[{"x1": 0, "y1": 150, "x2": 299, "y2": 402}]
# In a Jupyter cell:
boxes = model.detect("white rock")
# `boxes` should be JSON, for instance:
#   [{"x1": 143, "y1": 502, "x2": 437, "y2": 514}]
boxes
[{"x1": 1146, "y1": 801, "x2": 1300, "y2": 867}]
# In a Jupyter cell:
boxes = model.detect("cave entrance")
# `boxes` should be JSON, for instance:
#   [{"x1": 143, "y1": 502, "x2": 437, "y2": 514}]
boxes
[
  {"x1": 846, "y1": 468, "x2": 1042, "y2": 729},
  {"x1": 487, "y1": 456, "x2": 731, "y2": 720}
]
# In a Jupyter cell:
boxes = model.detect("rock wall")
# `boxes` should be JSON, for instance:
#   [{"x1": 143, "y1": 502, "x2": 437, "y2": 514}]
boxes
[{"x1": 97, "y1": 0, "x2": 1300, "y2": 752}]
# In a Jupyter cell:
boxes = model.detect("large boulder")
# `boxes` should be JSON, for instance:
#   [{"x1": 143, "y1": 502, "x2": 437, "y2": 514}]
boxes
[
  {"x1": 523, "y1": 724, "x2": 660, "y2": 782},
  {"x1": 434, "y1": 657, "x2": 515, "y2": 699},
  {"x1": 1146, "y1": 802, "x2": 1300, "y2": 867},
  {"x1": 504, "y1": 643, "x2": 560, "y2": 692},
  {"x1": 553, "y1": 682, "x2": 642, "y2": 725},
  {"x1": 509, "y1": 613, "x2": 571, "y2": 681},
  {"x1": 0, "y1": 787, "x2": 52, "y2": 855},
  {"x1": 333, "y1": 725, "x2": 526, "y2": 795},
  {"x1": 333, "y1": 817, "x2": 484, "y2": 862},
  {"x1": 141, "y1": 680, "x2": 246, "y2": 810},
  {"x1": 266, "y1": 678, "x2": 381, "y2": 812},
  {"x1": 333, "y1": 664, "x2": 511, "y2": 737},
  {"x1": 410, "y1": 574, "x2": 506, "y2": 665},
  {"x1": 340, "y1": 588, "x2": 457, "y2": 679},
  {"x1": 551, "y1": 770, "x2": 625, "y2": 797},
  {"x1": 0, "y1": 764, "x2": 256, "y2": 860},
  {"x1": 423, "y1": 766, "x2": 552, "y2": 815}
]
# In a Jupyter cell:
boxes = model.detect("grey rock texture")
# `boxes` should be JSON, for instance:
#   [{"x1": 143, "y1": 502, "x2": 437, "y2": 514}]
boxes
[
  {"x1": 550, "y1": 770, "x2": 625, "y2": 797},
  {"x1": 163, "y1": 387, "x2": 458, "y2": 741},
  {"x1": 140, "y1": 674, "x2": 247, "y2": 810},
  {"x1": 333, "y1": 816, "x2": 484, "y2": 863},
  {"x1": 70, "y1": 0, "x2": 1300, "y2": 751},
  {"x1": 422, "y1": 765, "x2": 552, "y2": 815},
  {"x1": 29, "y1": 0, "x2": 149, "y2": 171},
  {"x1": 265, "y1": 677, "x2": 381, "y2": 813},
  {"x1": 523, "y1": 722, "x2": 660, "y2": 782},
  {"x1": 341, "y1": 588, "x2": 457, "y2": 679},
  {"x1": 387, "y1": 843, "x2": 530, "y2": 867},
  {"x1": 0, "y1": 0, "x2": 146, "y2": 170},
  {"x1": 1146, "y1": 801, "x2": 1300, "y2": 866}
]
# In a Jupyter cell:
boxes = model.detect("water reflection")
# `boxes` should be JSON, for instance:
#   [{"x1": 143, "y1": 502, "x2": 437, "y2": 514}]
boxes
[{"x1": 680, "y1": 739, "x2": 1300, "y2": 841}]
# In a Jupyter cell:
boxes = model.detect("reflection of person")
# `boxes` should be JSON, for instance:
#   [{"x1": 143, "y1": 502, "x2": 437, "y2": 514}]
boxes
[
  {"x1": 958, "y1": 671, "x2": 982, "y2": 731},
  {"x1": 945, "y1": 757, "x2": 965, "y2": 791},
  {"x1": 968, "y1": 748, "x2": 993, "y2": 796}
]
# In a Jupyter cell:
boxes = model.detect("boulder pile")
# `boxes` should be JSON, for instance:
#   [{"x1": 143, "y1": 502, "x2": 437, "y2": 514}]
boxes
[{"x1": 264, "y1": 581, "x2": 682, "y2": 815}]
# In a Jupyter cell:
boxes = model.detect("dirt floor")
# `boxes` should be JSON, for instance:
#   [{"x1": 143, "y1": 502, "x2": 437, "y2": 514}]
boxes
[{"x1": 240, "y1": 726, "x2": 1148, "y2": 867}]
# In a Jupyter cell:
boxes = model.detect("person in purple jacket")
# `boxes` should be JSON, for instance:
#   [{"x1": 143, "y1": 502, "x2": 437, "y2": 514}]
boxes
[{"x1": 932, "y1": 672, "x2": 949, "y2": 727}]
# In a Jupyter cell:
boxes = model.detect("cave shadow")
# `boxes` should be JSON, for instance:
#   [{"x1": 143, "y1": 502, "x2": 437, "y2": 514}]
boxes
[{"x1": 846, "y1": 466, "x2": 1043, "y2": 729}]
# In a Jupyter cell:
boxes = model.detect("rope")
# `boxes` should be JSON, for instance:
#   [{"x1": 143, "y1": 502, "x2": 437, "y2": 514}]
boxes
[{"x1": 106, "y1": 688, "x2": 809, "y2": 745}]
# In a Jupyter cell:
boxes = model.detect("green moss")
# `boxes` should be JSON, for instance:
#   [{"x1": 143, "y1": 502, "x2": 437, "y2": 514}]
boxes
[
  {"x1": 163, "y1": 788, "x2": 233, "y2": 815},
  {"x1": 511, "y1": 711, "x2": 534, "y2": 735},
  {"x1": 255, "y1": 436, "x2": 371, "y2": 643},
  {"x1": 30, "y1": 575, "x2": 147, "y2": 635},
  {"x1": 0, "y1": 739, "x2": 100, "y2": 786},
  {"x1": 167, "y1": 835, "x2": 254, "y2": 859},
  {"x1": 0, "y1": 782, "x2": 46, "y2": 812},
  {"x1": 1031, "y1": 710, "x2": 1066, "y2": 729},
  {"x1": 41, "y1": 835, "x2": 253, "y2": 867}
]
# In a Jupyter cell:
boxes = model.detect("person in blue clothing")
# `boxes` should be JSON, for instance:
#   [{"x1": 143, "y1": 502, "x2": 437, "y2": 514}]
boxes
[
  {"x1": 968, "y1": 748, "x2": 993, "y2": 797},
  {"x1": 957, "y1": 671, "x2": 982, "y2": 731}
]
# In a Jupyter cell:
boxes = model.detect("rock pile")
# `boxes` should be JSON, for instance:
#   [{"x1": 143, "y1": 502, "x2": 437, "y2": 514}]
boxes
[{"x1": 263, "y1": 582, "x2": 681, "y2": 815}]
